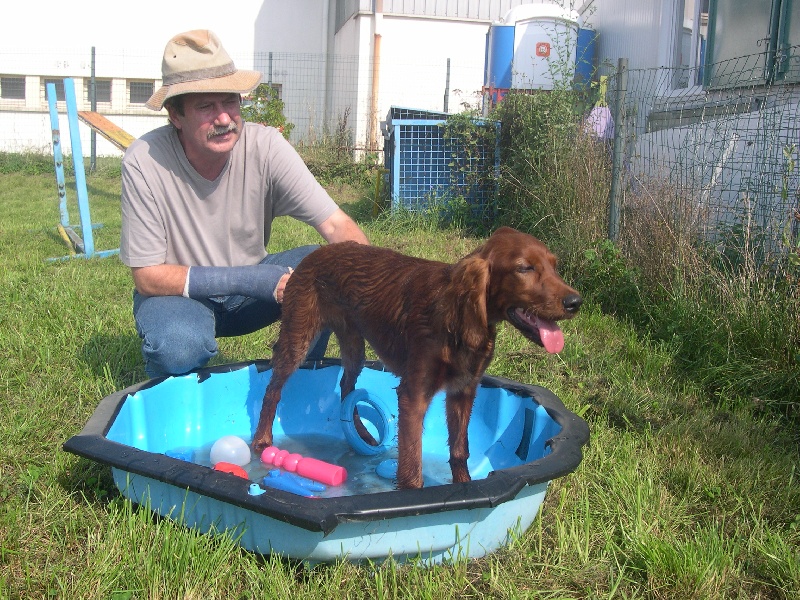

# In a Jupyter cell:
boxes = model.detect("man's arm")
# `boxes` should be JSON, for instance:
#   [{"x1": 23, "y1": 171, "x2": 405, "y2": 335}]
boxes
[
  {"x1": 131, "y1": 208, "x2": 367, "y2": 300},
  {"x1": 131, "y1": 264, "x2": 189, "y2": 297},
  {"x1": 315, "y1": 208, "x2": 369, "y2": 245}
]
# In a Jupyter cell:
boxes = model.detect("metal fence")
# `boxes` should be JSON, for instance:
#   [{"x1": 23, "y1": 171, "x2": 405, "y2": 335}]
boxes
[
  {"x1": 3, "y1": 43, "x2": 799, "y2": 263},
  {"x1": 0, "y1": 47, "x2": 478, "y2": 157},
  {"x1": 383, "y1": 106, "x2": 500, "y2": 218},
  {"x1": 606, "y1": 48, "x2": 800, "y2": 264}
]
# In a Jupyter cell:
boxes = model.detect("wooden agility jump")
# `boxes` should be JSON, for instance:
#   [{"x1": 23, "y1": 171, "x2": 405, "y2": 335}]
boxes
[{"x1": 77, "y1": 111, "x2": 135, "y2": 152}]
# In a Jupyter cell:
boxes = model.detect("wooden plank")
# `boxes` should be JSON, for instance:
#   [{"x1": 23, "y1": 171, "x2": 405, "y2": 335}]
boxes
[{"x1": 77, "y1": 111, "x2": 135, "y2": 151}]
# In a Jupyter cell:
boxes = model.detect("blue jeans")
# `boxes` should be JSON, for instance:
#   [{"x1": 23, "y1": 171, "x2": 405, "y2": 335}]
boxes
[{"x1": 133, "y1": 245, "x2": 329, "y2": 378}]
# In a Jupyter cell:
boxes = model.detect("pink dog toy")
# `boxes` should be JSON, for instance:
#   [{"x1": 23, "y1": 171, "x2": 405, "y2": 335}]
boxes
[{"x1": 260, "y1": 446, "x2": 347, "y2": 486}]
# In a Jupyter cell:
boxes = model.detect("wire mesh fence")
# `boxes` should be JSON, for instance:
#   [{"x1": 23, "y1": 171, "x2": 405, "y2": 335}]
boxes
[
  {"x1": 0, "y1": 46, "x2": 478, "y2": 157},
  {"x1": 606, "y1": 47, "x2": 800, "y2": 268},
  {"x1": 3, "y1": 42, "x2": 799, "y2": 268},
  {"x1": 383, "y1": 107, "x2": 500, "y2": 223}
]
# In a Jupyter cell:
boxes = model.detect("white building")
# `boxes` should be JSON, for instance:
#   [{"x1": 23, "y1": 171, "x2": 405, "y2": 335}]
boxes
[{"x1": 0, "y1": 0, "x2": 573, "y2": 156}]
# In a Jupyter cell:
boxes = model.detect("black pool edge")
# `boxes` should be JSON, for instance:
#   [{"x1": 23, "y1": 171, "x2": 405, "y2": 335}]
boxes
[{"x1": 63, "y1": 359, "x2": 590, "y2": 535}]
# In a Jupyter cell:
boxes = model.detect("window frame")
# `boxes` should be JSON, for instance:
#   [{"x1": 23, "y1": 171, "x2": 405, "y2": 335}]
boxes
[
  {"x1": 1, "y1": 75, "x2": 26, "y2": 100},
  {"x1": 704, "y1": 0, "x2": 798, "y2": 88},
  {"x1": 128, "y1": 80, "x2": 154, "y2": 105},
  {"x1": 43, "y1": 78, "x2": 66, "y2": 102},
  {"x1": 85, "y1": 78, "x2": 112, "y2": 105}
]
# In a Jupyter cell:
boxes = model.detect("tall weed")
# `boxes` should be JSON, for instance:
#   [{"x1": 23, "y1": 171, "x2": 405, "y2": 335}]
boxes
[
  {"x1": 491, "y1": 90, "x2": 609, "y2": 267},
  {"x1": 619, "y1": 176, "x2": 800, "y2": 415},
  {"x1": 487, "y1": 87, "x2": 799, "y2": 418}
]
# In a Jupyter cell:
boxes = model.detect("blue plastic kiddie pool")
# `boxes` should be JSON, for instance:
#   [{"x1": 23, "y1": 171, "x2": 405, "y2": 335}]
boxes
[{"x1": 64, "y1": 359, "x2": 589, "y2": 564}]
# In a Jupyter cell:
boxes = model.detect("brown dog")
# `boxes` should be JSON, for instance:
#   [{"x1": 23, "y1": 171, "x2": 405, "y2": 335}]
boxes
[{"x1": 252, "y1": 227, "x2": 582, "y2": 489}]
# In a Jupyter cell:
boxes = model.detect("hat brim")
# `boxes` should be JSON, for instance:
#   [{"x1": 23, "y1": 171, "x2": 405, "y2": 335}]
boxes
[{"x1": 146, "y1": 70, "x2": 262, "y2": 111}]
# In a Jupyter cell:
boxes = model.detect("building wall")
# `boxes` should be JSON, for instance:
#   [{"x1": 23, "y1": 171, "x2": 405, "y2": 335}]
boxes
[
  {"x1": 377, "y1": 15, "x2": 490, "y2": 114},
  {"x1": 255, "y1": 0, "x2": 329, "y2": 54},
  {"x1": 0, "y1": 0, "x2": 561, "y2": 155},
  {"x1": 581, "y1": 0, "x2": 680, "y2": 76},
  {"x1": 0, "y1": 0, "x2": 265, "y2": 155}
]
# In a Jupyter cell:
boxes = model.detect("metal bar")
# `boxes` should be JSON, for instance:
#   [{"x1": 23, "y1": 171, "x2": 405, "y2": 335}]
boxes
[
  {"x1": 444, "y1": 57, "x2": 450, "y2": 113},
  {"x1": 46, "y1": 83, "x2": 70, "y2": 230},
  {"x1": 391, "y1": 124, "x2": 401, "y2": 211},
  {"x1": 608, "y1": 57, "x2": 627, "y2": 242},
  {"x1": 90, "y1": 46, "x2": 97, "y2": 172},
  {"x1": 64, "y1": 77, "x2": 96, "y2": 257}
]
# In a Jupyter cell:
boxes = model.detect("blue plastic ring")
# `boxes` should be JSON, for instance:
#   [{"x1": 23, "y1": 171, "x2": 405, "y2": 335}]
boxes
[{"x1": 340, "y1": 389, "x2": 394, "y2": 456}]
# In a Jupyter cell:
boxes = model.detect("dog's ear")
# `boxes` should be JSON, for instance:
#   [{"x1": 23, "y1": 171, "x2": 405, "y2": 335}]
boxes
[{"x1": 446, "y1": 256, "x2": 490, "y2": 348}]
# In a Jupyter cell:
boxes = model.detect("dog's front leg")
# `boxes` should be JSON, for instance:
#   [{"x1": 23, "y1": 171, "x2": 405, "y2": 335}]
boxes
[
  {"x1": 395, "y1": 380, "x2": 433, "y2": 489},
  {"x1": 445, "y1": 387, "x2": 477, "y2": 484}
]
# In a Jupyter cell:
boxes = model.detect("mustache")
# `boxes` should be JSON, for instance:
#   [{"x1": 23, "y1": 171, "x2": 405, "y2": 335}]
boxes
[{"x1": 207, "y1": 122, "x2": 238, "y2": 139}]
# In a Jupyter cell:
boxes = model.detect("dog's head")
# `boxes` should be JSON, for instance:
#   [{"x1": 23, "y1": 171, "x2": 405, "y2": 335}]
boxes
[{"x1": 453, "y1": 227, "x2": 582, "y2": 353}]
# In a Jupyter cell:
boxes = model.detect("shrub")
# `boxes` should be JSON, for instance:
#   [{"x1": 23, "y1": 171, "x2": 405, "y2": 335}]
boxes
[
  {"x1": 490, "y1": 89, "x2": 610, "y2": 270},
  {"x1": 241, "y1": 84, "x2": 294, "y2": 139},
  {"x1": 0, "y1": 151, "x2": 58, "y2": 175}
]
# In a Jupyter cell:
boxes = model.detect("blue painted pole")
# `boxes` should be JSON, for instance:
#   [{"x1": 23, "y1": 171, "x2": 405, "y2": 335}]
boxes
[
  {"x1": 46, "y1": 83, "x2": 70, "y2": 229},
  {"x1": 63, "y1": 77, "x2": 95, "y2": 256}
]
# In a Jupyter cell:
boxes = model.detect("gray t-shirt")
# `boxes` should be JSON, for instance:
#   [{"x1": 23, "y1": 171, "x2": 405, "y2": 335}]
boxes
[{"x1": 120, "y1": 122, "x2": 338, "y2": 268}]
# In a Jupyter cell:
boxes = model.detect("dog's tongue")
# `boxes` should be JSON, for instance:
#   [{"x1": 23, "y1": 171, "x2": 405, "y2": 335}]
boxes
[{"x1": 536, "y1": 317, "x2": 565, "y2": 354}]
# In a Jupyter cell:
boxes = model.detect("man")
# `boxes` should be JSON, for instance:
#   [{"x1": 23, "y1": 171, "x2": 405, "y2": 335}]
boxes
[{"x1": 120, "y1": 30, "x2": 368, "y2": 377}]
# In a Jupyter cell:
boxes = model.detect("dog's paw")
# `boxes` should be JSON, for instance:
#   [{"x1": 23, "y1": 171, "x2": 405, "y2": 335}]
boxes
[{"x1": 251, "y1": 431, "x2": 273, "y2": 456}]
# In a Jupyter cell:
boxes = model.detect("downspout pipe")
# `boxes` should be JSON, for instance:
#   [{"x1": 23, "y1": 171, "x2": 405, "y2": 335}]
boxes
[{"x1": 369, "y1": 0, "x2": 383, "y2": 152}]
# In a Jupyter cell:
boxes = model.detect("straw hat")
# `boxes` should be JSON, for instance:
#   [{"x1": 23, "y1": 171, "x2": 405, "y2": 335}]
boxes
[{"x1": 146, "y1": 30, "x2": 262, "y2": 111}]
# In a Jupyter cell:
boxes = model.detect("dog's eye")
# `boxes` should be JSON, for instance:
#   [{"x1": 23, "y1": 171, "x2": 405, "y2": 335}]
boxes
[{"x1": 517, "y1": 265, "x2": 535, "y2": 273}]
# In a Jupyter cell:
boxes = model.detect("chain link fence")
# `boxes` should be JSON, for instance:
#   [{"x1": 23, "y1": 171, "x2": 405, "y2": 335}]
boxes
[
  {"x1": 0, "y1": 46, "x2": 477, "y2": 158},
  {"x1": 606, "y1": 47, "x2": 800, "y2": 268},
  {"x1": 3, "y1": 42, "x2": 800, "y2": 268}
]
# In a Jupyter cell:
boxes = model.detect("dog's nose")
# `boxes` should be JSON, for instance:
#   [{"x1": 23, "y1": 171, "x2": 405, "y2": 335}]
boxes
[{"x1": 563, "y1": 293, "x2": 583, "y2": 314}]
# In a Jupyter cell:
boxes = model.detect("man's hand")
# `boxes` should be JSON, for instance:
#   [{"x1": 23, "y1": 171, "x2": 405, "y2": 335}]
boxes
[{"x1": 273, "y1": 268, "x2": 293, "y2": 303}]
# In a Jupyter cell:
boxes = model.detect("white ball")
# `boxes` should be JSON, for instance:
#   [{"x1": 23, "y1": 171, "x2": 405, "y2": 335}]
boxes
[{"x1": 209, "y1": 435, "x2": 251, "y2": 466}]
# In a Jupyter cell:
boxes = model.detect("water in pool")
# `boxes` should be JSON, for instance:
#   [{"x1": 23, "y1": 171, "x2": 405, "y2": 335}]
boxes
[{"x1": 181, "y1": 434, "x2": 456, "y2": 497}]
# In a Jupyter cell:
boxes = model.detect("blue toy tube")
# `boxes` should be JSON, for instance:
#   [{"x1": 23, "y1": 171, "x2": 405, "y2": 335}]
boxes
[{"x1": 261, "y1": 469, "x2": 325, "y2": 497}]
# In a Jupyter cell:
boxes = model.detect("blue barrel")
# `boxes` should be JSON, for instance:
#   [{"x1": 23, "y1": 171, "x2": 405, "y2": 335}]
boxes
[
  {"x1": 485, "y1": 24, "x2": 515, "y2": 89},
  {"x1": 575, "y1": 27, "x2": 598, "y2": 90}
]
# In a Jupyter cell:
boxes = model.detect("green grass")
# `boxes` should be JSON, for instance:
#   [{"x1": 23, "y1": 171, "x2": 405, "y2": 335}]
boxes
[{"x1": 1, "y1": 168, "x2": 799, "y2": 599}]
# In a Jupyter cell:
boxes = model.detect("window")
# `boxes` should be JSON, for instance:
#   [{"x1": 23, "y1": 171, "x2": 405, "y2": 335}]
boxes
[
  {"x1": 705, "y1": 0, "x2": 799, "y2": 87},
  {"x1": 85, "y1": 78, "x2": 112, "y2": 104},
  {"x1": 43, "y1": 78, "x2": 66, "y2": 102},
  {"x1": 1, "y1": 76, "x2": 25, "y2": 100},
  {"x1": 776, "y1": 0, "x2": 800, "y2": 81},
  {"x1": 674, "y1": 0, "x2": 709, "y2": 88},
  {"x1": 129, "y1": 80, "x2": 154, "y2": 104}
]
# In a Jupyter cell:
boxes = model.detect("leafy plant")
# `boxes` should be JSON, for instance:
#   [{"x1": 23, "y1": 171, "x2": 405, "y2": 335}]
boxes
[
  {"x1": 780, "y1": 144, "x2": 800, "y2": 271},
  {"x1": 440, "y1": 111, "x2": 500, "y2": 233},
  {"x1": 580, "y1": 239, "x2": 643, "y2": 319},
  {"x1": 241, "y1": 84, "x2": 294, "y2": 139},
  {"x1": 0, "y1": 151, "x2": 61, "y2": 175}
]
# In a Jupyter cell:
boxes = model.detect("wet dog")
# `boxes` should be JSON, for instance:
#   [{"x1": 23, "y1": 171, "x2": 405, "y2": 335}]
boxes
[{"x1": 252, "y1": 227, "x2": 582, "y2": 489}]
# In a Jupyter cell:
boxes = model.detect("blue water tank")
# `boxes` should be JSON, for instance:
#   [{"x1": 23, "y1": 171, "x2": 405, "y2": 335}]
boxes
[
  {"x1": 575, "y1": 27, "x2": 598, "y2": 91},
  {"x1": 485, "y1": 24, "x2": 515, "y2": 89}
]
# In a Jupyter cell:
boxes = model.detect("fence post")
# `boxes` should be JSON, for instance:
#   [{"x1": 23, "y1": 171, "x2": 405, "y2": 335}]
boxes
[
  {"x1": 444, "y1": 58, "x2": 450, "y2": 113},
  {"x1": 608, "y1": 57, "x2": 627, "y2": 242},
  {"x1": 89, "y1": 46, "x2": 96, "y2": 172}
]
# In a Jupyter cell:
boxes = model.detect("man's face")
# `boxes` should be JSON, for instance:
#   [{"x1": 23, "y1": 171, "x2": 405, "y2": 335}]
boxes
[{"x1": 168, "y1": 92, "x2": 243, "y2": 163}]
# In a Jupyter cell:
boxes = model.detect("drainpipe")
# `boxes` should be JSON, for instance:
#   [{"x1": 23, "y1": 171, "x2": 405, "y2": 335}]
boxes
[
  {"x1": 369, "y1": 0, "x2": 383, "y2": 152},
  {"x1": 322, "y1": 0, "x2": 331, "y2": 127}
]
